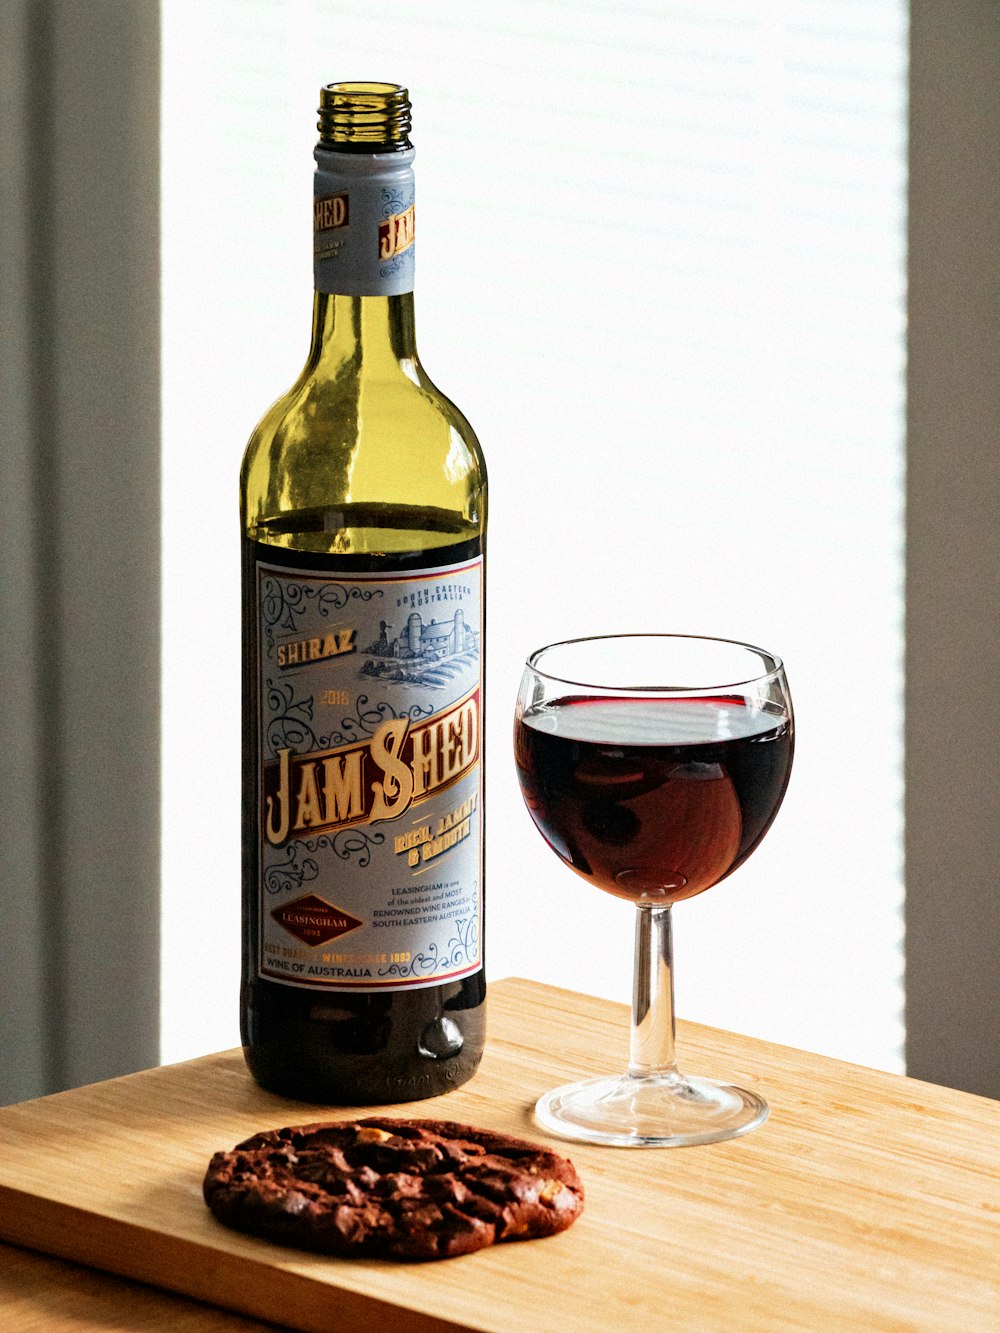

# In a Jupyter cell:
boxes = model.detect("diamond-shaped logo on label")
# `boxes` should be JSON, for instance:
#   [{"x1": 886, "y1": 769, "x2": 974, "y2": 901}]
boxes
[{"x1": 270, "y1": 893, "x2": 363, "y2": 947}]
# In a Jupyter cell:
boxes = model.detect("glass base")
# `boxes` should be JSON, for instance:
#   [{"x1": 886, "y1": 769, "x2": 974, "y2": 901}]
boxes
[{"x1": 534, "y1": 1071, "x2": 768, "y2": 1147}]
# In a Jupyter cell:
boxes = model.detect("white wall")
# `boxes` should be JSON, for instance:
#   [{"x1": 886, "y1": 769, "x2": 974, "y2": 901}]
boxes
[{"x1": 162, "y1": 0, "x2": 907, "y2": 1071}]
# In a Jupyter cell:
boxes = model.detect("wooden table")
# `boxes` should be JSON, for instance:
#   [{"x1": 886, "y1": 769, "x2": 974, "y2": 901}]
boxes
[{"x1": 0, "y1": 978, "x2": 997, "y2": 1332}]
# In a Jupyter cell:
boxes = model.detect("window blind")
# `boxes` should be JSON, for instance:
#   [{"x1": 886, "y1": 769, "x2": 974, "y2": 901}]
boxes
[{"x1": 161, "y1": 0, "x2": 906, "y2": 1069}]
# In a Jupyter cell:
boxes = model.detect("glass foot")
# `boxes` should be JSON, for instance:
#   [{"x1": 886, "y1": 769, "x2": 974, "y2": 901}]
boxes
[{"x1": 534, "y1": 1071, "x2": 768, "y2": 1147}]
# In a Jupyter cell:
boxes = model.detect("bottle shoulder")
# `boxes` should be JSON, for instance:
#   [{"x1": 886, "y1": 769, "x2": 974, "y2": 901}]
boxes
[
  {"x1": 406, "y1": 362, "x2": 487, "y2": 476},
  {"x1": 240, "y1": 361, "x2": 485, "y2": 537},
  {"x1": 243, "y1": 361, "x2": 482, "y2": 462}
]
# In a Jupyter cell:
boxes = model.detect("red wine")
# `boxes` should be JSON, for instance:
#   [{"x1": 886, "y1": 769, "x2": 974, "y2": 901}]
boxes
[
  {"x1": 242, "y1": 525, "x2": 485, "y2": 1104},
  {"x1": 514, "y1": 696, "x2": 793, "y2": 904}
]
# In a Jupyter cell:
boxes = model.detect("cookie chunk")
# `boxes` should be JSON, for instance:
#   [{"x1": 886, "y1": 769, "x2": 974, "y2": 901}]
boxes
[{"x1": 203, "y1": 1117, "x2": 584, "y2": 1261}]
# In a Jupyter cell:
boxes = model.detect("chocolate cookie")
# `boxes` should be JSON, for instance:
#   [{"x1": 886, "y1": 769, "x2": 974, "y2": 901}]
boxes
[{"x1": 203, "y1": 1117, "x2": 584, "y2": 1261}]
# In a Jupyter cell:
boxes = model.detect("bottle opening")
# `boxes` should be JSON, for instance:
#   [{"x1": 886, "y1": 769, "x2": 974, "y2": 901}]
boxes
[{"x1": 318, "y1": 81, "x2": 412, "y2": 150}]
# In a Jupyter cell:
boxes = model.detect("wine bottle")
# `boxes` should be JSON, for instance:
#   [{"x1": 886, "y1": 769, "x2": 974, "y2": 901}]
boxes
[{"x1": 240, "y1": 82, "x2": 486, "y2": 1104}]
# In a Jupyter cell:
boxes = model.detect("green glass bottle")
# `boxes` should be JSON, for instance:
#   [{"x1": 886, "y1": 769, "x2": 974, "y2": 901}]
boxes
[{"x1": 240, "y1": 83, "x2": 487, "y2": 1103}]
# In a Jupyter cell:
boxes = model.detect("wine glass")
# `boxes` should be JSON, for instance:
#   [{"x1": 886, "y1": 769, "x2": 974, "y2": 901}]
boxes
[{"x1": 514, "y1": 634, "x2": 793, "y2": 1147}]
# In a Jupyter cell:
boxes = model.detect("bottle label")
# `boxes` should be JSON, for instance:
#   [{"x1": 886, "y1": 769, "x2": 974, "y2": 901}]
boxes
[
  {"x1": 314, "y1": 147, "x2": 415, "y2": 297},
  {"x1": 251, "y1": 550, "x2": 483, "y2": 992}
]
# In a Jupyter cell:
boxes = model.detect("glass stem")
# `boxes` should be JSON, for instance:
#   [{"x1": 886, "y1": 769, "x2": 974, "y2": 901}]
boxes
[{"x1": 629, "y1": 904, "x2": 678, "y2": 1078}]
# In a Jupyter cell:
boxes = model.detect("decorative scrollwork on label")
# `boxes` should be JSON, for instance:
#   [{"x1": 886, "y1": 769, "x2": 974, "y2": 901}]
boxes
[
  {"x1": 265, "y1": 679, "x2": 320, "y2": 758},
  {"x1": 261, "y1": 576, "x2": 381, "y2": 654},
  {"x1": 263, "y1": 844, "x2": 320, "y2": 896},
  {"x1": 325, "y1": 694, "x2": 434, "y2": 746},
  {"x1": 303, "y1": 828, "x2": 385, "y2": 868}
]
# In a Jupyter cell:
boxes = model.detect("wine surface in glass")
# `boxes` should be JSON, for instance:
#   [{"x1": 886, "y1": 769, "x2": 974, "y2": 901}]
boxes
[{"x1": 514, "y1": 696, "x2": 793, "y2": 904}]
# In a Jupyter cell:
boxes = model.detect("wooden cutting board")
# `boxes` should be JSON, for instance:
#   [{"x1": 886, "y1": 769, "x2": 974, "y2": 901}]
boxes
[{"x1": 0, "y1": 978, "x2": 997, "y2": 1333}]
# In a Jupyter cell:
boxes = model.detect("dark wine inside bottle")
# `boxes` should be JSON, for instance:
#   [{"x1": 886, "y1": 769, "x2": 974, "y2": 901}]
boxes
[{"x1": 241, "y1": 509, "x2": 485, "y2": 1104}]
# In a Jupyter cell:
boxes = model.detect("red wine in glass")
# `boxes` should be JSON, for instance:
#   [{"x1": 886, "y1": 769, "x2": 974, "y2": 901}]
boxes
[
  {"x1": 514, "y1": 634, "x2": 794, "y2": 1148},
  {"x1": 515, "y1": 695, "x2": 793, "y2": 905}
]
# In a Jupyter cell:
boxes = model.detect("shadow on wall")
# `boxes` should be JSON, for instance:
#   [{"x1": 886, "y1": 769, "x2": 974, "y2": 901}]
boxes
[{"x1": 0, "y1": 0, "x2": 161, "y2": 1104}]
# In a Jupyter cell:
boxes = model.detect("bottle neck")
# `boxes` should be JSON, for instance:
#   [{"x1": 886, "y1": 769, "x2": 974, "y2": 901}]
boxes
[
  {"x1": 311, "y1": 144, "x2": 417, "y2": 377},
  {"x1": 312, "y1": 145, "x2": 417, "y2": 367},
  {"x1": 307, "y1": 291, "x2": 418, "y2": 375}
]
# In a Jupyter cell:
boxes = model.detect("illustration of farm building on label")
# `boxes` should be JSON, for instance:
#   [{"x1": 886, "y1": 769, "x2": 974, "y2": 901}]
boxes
[{"x1": 360, "y1": 609, "x2": 479, "y2": 687}]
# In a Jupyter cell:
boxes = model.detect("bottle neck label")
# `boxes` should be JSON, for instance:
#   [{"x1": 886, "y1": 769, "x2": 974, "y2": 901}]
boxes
[
  {"x1": 313, "y1": 146, "x2": 415, "y2": 297},
  {"x1": 247, "y1": 542, "x2": 483, "y2": 993}
]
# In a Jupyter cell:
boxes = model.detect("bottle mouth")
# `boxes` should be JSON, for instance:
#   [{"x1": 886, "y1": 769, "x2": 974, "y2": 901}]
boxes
[{"x1": 317, "y1": 81, "x2": 412, "y2": 150}]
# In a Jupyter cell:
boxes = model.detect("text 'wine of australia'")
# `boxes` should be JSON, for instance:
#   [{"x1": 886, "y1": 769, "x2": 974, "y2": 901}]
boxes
[{"x1": 240, "y1": 82, "x2": 487, "y2": 1103}]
